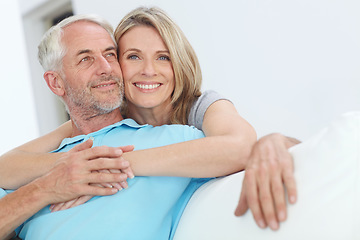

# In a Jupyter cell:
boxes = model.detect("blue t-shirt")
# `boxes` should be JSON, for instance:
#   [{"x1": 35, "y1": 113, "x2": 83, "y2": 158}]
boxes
[{"x1": 12, "y1": 119, "x2": 208, "y2": 240}]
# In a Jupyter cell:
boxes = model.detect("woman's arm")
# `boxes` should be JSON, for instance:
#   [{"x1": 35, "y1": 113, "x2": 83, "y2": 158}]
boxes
[
  {"x1": 126, "y1": 100, "x2": 257, "y2": 177},
  {"x1": 0, "y1": 100, "x2": 256, "y2": 189},
  {"x1": 0, "y1": 121, "x2": 72, "y2": 189}
]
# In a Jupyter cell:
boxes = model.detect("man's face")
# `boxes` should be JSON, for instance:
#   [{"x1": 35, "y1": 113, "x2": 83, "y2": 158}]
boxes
[{"x1": 60, "y1": 21, "x2": 123, "y2": 117}]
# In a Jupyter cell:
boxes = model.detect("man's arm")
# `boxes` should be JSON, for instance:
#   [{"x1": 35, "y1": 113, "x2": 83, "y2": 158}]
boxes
[
  {"x1": 0, "y1": 140, "x2": 128, "y2": 239},
  {"x1": 234, "y1": 133, "x2": 301, "y2": 230},
  {"x1": 0, "y1": 180, "x2": 61, "y2": 240}
]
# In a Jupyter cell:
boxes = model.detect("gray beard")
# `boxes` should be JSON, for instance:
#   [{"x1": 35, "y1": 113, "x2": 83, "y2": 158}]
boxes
[{"x1": 64, "y1": 76, "x2": 124, "y2": 120}]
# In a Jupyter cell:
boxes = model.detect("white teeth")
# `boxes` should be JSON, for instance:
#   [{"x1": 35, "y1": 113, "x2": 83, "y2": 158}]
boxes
[
  {"x1": 95, "y1": 84, "x2": 111, "y2": 88},
  {"x1": 135, "y1": 83, "x2": 161, "y2": 89}
]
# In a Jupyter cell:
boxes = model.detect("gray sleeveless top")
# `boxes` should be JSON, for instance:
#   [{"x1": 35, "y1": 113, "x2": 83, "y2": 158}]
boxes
[{"x1": 188, "y1": 90, "x2": 228, "y2": 130}]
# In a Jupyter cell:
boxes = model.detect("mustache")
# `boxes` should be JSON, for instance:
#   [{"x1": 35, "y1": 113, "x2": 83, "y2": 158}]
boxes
[{"x1": 90, "y1": 75, "x2": 123, "y2": 87}]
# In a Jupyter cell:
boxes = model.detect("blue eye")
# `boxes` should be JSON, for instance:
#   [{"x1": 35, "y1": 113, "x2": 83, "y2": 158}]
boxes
[
  {"x1": 106, "y1": 52, "x2": 116, "y2": 57},
  {"x1": 128, "y1": 55, "x2": 139, "y2": 60},
  {"x1": 81, "y1": 57, "x2": 89, "y2": 62},
  {"x1": 105, "y1": 52, "x2": 117, "y2": 61},
  {"x1": 158, "y1": 56, "x2": 170, "y2": 61}
]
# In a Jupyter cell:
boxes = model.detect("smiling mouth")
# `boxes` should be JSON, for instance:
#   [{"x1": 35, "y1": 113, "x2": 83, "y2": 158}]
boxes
[
  {"x1": 134, "y1": 83, "x2": 161, "y2": 90},
  {"x1": 93, "y1": 83, "x2": 115, "y2": 88}
]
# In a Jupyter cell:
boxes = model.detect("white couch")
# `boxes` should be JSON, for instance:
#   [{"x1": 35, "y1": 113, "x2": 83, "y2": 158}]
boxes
[{"x1": 174, "y1": 112, "x2": 360, "y2": 240}]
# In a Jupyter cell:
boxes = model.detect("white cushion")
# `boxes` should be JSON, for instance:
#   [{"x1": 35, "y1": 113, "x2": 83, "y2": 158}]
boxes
[{"x1": 174, "y1": 111, "x2": 360, "y2": 240}]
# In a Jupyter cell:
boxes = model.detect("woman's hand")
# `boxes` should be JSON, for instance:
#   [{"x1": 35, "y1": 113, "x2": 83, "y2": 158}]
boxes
[{"x1": 235, "y1": 133, "x2": 300, "y2": 230}]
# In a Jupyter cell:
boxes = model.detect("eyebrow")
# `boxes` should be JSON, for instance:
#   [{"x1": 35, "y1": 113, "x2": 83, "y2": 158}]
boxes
[
  {"x1": 105, "y1": 46, "x2": 117, "y2": 52},
  {"x1": 121, "y1": 48, "x2": 169, "y2": 56},
  {"x1": 77, "y1": 49, "x2": 92, "y2": 55},
  {"x1": 77, "y1": 46, "x2": 117, "y2": 56},
  {"x1": 122, "y1": 48, "x2": 140, "y2": 56}
]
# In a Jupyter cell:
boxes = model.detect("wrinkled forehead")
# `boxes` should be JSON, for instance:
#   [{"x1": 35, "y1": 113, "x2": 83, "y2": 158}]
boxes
[{"x1": 62, "y1": 21, "x2": 116, "y2": 54}]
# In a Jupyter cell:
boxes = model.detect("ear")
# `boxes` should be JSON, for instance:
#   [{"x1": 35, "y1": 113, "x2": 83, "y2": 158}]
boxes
[{"x1": 43, "y1": 71, "x2": 65, "y2": 96}]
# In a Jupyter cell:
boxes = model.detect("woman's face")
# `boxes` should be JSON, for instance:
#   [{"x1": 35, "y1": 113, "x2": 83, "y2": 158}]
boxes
[{"x1": 118, "y1": 25, "x2": 175, "y2": 112}]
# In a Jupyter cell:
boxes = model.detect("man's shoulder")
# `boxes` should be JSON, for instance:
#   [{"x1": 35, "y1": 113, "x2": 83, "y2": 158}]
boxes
[{"x1": 106, "y1": 121, "x2": 205, "y2": 150}]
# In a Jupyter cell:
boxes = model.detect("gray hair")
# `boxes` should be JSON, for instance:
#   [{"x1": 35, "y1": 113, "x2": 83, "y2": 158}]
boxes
[{"x1": 38, "y1": 14, "x2": 116, "y2": 72}]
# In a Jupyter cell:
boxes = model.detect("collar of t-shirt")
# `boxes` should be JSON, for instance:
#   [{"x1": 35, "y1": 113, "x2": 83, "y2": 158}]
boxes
[{"x1": 53, "y1": 118, "x2": 148, "y2": 152}]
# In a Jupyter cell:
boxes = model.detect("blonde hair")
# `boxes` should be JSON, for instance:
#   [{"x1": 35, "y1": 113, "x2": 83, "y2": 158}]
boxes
[{"x1": 114, "y1": 7, "x2": 202, "y2": 124}]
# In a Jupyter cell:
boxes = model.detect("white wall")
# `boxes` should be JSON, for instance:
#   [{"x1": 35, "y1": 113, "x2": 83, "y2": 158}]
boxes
[
  {"x1": 0, "y1": 0, "x2": 38, "y2": 155},
  {"x1": 72, "y1": 0, "x2": 360, "y2": 140},
  {"x1": 20, "y1": 0, "x2": 72, "y2": 136},
  {"x1": 6, "y1": 0, "x2": 360, "y2": 149}
]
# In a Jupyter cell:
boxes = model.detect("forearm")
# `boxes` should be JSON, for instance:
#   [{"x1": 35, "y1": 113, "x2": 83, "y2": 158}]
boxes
[
  {"x1": 0, "y1": 184, "x2": 49, "y2": 239},
  {"x1": 125, "y1": 100, "x2": 257, "y2": 178},
  {"x1": 125, "y1": 134, "x2": 255, "y2": 178},
  {"x1": 0, "y1": 151, "x2": 62, "y2": 189},
  {"x1": 0, "y1": 121, "x2": 71, "y2": 189}
]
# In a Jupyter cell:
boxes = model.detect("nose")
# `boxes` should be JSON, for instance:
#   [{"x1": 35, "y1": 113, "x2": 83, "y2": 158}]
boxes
[
  {"x1": 141, "y1": 59, "x2": 157, "y2": 77},
  {"x1": 96, "y1": 56, "x2": 112, "y2": 76}
]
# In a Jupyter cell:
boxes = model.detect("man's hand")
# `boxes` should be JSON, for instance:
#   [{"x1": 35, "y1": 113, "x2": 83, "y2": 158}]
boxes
[
  {"x1": 36, "y1": 139, "x2": 133, "y2": 205},
  {"x1": 47, "y1": 140, "x2": 135, "y2": 211},
  {"x1": 234, "y1": 133, "x2": 300, "y2": 230}
]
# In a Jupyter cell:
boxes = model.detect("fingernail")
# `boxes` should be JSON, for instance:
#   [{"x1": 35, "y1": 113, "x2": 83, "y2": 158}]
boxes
[
  {"x1": 257, "y1": 220, "x2": 266, "y2": 228},
  {"x1": 115, "y1": 149, "x2": 123, "y2": 155},
  {"x1": 269, "y1": 220, "x2": 279, "y2": 230},
  {"x1": 290, "y1": 195, "x2": 296, "y2": 204},
  {"x1": 278, "y1": 211, "x2": 286, "y2": 221}
]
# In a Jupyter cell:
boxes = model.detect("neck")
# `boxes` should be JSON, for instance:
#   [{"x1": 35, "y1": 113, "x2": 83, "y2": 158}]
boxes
[
  {"x1": 70, "y1": 108, "x2": 123, "y2": 136},
  {"x1": 126, "y1": 103, "x2": 172, "y2": 126}
]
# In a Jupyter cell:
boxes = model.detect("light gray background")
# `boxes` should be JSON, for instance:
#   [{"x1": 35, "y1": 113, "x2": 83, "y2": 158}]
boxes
[{"x1": 1, "y1": 0, "x2": 359, "y2": 154}]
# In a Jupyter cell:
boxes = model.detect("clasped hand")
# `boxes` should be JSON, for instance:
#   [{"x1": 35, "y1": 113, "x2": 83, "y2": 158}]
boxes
[{"x1": 49, "y1": 139, "x2": 134, "y2": 212}]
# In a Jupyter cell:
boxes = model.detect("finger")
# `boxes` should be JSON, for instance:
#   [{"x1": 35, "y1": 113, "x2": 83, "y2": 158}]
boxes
[
  {"x1": 271, "y1": 173, "x2": 287, "y2": 223},
  {"x1": 69, "y1": 139, "x2": 93, "y2": 153},
  {"x1": 83, "y1": 146, "x2": 125, "y2": 161},
  {"x1": 87, "y1": 171, "x2": 128, "y2": 185},
  {"x1": 119, "y1": 155, "x2": 134, "y2": 179},
  {"x1": 245, "y1": 169, "x2": 267, "y2": 229},
  {"x1": 284, "y1": 172, "x2": 297, "y2": 204},
  {"x1": 275, "y1": 138, "x2": 297, "y2": 204},
  {"x1": 118, "y1": 145, "x2": 135, "y2": 153},
  {"x1": 88, "y1": 157, "x2": 130, "y2": 172},
  {"x1": 234, "y1": 179, "x2": 248, "y2": 216},
  {"x1": 97, "y1": 169, "x2": 116, "y2": 188},
  {"x1": 259, "y1": 175, "x2": 279, "y2": 230},
  {"x1": 119, "y1": 180, "x2": 128, "y2": 189},
  {"x1": 121, "y1": 165, "x2": 135, "y2": 179},
  {"x1": 67, "y1": 195, "x2": 93, "y2": 209},
  {"x1": 58, "y1": 199, "x2": 78, "y2": 211},
  {"x1": 107, "y1": 169, "x2": 124, "y2": 190},
  {"x1": 83, "y1": 184, "x2": 119, "y2": 196},
  {"x1": 51, "y1": 202, "x2": 66, "y2": 212},
  {"x1": 283, "y1": 156, "x2": 297, "y2": 204},
  {"x1": 49, "y1": 204, "x2": 55, "y2": 211},
  {"x1": 91, "y1": 170, "x2": 111, "y2": 188}
]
